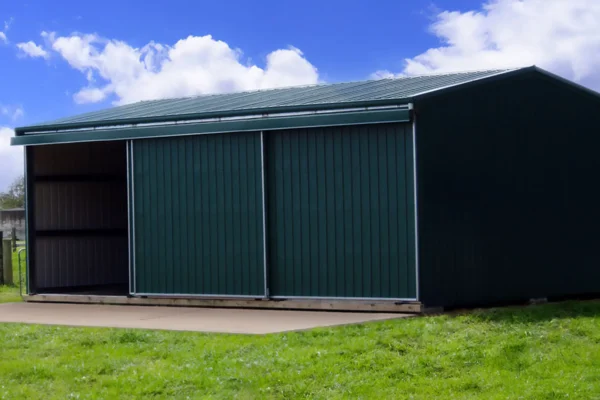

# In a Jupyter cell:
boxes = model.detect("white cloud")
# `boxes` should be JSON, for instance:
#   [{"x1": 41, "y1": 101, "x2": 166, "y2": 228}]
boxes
[
  {"x1": 379, "y1": 0, "x2": 600, "y2": 90},
  {"x1": 37, "y1": 32, "x2": 319, "y2": 105},
  {"x1": 16, "y1": 41, "x2": 49, "y2": 59},
  {"x1": 4, "y1": 17, "x2": 13, "y2": 32},
  {"x1": 0, "y1": 17, "x2": 12, "y2": 44},
  {"x1": 369, "y1": 70, "x2": 396, "y2": 80},
  {"x1": 74, "y1": 87, "x2": 107, "y2": 104},
  {"x1": 0, "y1": 105, "x2": 24, "y2": 121},
  {"x1": 11, "y1": 107, "x2": 23, "y2": 120},
  {"x1": 0, "y1": 127, "x2": 22, "y2": 191}
]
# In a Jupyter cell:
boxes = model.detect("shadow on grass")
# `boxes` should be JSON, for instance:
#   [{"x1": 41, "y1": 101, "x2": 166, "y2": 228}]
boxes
[{"x1": 464, "y1": 299, "x2": 600, "y2": 324}]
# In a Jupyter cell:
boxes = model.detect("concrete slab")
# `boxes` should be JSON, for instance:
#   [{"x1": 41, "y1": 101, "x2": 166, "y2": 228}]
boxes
[
  {"x1": 24, "y1": 294, "x2": 423, "y2": 313},
  {"x1": 0, "y1": 302, "x2": 413, "y2": 334}
]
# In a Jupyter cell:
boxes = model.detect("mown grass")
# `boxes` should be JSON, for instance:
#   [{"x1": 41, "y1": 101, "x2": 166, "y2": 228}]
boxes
[
  {"x1": 0, "y1": 247, "x2": 24, "y2": 304},
  {"x1": 1, "y1": 301, "x2": 599, "y2": 399}
]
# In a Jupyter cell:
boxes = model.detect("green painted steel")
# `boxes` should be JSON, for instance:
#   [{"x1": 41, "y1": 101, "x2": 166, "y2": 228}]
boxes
[
  {"x1": 416, "y1": 69, "x2": 600, "y2": 308},
  {"x1": 11, "y1": 109, "x2": 410, "y2": 146},
  {"x1": 16, "y1": 70, "x2": 512, "y2": 135},
  {"x1": 265, "y1": 123, "x2": 416, "y2": 298},
  {"x1": 127, "y1": 141, "x2": 134, "y2": 294},
  {"x1": 132, "y1": 133, "x2": 264, "y2": 296}
]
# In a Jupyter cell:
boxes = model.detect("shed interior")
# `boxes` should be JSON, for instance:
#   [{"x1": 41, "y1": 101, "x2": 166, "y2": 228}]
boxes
[{"x1": 30, "y1": 141, "x2": 129, "y2": 295}]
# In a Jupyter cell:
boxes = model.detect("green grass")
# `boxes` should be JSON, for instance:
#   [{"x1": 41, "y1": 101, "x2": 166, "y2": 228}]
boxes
[
  {"x1": 0, "y1": 247, "x2": 25, "y2": 304},
  {"x1": 1, "y1": 301, "x2": 600, "y2": 399}
]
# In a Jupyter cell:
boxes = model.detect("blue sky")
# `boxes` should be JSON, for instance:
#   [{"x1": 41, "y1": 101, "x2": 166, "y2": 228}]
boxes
[
  {"x1": 0, "y1": 0, "x2": 482, "y2": 125},
  {"x1": 1, "y1": 0, "x2": 599, "y2": 190}
]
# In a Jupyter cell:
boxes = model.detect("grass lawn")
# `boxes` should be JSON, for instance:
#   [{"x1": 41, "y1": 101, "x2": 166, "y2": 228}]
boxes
[
  {"x1": 0, "y1": 246, "x2": 25, "y2": 304},
  {"x1": 0, "y1": 301, "x2": 599, "y2": 399}
]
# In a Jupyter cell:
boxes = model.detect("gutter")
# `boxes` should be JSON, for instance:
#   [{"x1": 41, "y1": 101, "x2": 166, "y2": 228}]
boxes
[
  {"x1": 15, "y1": 99, "x2": 413, "y2": 136},
  {"x1": 12, "y1": 106, "x2": 413, "y2": 146}
]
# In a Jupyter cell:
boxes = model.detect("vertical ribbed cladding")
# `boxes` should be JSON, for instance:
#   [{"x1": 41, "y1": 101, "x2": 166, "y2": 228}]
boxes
[
  {"x1": 132, "y1": 132, "x2": 264, "y2": 296},
  {"x1": 127, "y1": 141, "x2": 134, "y2": 295},
  {"x1": 34, "y1": 182, "x2": 127, "y2": 230},
  {"x1": 30, "y1": 141, "x2": 129, "y2": 291},
  {"x1": 260, "y1": 131, "x2": 269, "y2": 297},
  {"x1": 35, "y1": 237, "x2": 127, "y2": 288},
  {"x1": 265, "y1": 123, "x2": 417, "y2": 299},
  {"x1": 415, "y1": 71, "x2": 600, "y2": 308}
]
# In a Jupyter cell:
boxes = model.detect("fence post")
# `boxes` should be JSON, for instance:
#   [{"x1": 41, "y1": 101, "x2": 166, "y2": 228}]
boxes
[
  {"x1": 0, "y1": 231, "x2": 3, "y2": 285},
  {"x1": 2, "y1": 239, "x2": 12, "y2": 285},
  {"x1": 12, "y1": 227, "x2": 16, "y2": 252}
]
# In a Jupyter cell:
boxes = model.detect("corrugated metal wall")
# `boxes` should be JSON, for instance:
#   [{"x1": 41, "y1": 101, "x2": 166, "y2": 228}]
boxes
[
  {"x1": 265, "y1": 124, "x2": 416, "y2": 299},
  {"x1": 34, "y1": 182, "x2": 127, "y2": 230},
  {"x1": 416, "y1": 71, "x2": 600, "y2": 308},
  {"x1": 31, "y1": 142, "x2": 128, "y2": 291},
  {"x1": 35, "y1": 237, "x2": 128, "y2": 288},
  {"x1": 132, "y1": 132, "x2": 265, "y2": 296}
]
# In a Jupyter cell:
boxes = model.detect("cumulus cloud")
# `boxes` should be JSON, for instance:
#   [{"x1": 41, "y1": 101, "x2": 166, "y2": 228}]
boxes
[
  {"x1": 0, "y1": 127, "x2": 22, "y2": 191},
  {"x1": 16, "y1": 41, "x2": 49, "y2": 59},
  {"x1": 0, "y1": 32, "x2": 6, "y2": 44},
  {"x1": 74, "y1": 87, "x2": 108, "y2": 103},
  {"x1": 377, "y1": 0, "x2": 600, "y2": 90},
  {"x1": 0, "y1": 102, "x2": 23, "y2": 189},
  {"x1": 32, "y1": 32, "x2": 319, "y2": 105}
]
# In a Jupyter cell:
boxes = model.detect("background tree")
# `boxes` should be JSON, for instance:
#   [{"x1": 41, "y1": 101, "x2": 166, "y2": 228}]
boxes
[{"x1": 0, "y1": 176, "x2": 25, "y2": 209}]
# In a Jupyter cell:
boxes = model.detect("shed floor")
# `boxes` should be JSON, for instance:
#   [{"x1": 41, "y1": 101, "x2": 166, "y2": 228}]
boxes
[{"x1": 0, "y1": 303, "x2": 412, "y2": 334}]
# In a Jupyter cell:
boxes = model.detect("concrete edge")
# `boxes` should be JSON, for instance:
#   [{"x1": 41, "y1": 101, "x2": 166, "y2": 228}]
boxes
[{"x1": 23, "y1": 295, "x2": 423, "y2": 313}]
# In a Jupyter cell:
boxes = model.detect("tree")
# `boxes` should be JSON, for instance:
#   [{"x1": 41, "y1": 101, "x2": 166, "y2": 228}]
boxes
[{"x1": 0, "y1": 176, "x2": 25, "y2": 209}]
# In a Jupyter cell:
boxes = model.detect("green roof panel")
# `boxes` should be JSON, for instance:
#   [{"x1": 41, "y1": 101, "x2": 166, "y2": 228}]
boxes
[{"x1": 17, "y1": 69, "x2": 515, "y2": 134}]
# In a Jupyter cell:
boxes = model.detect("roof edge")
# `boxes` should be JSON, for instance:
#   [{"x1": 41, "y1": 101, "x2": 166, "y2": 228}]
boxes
[
  {"x1": 528, "y1": 66, "x2": 600, "y2": 102},
  {"x1": 12, "y1": 108, "x2": 411, "y2": 146},
  {"x1": 412, "y1": 65, "x2": 600, "y2": 102},
  {"x1": 21, "y1": 66, "x2": 598, "y2": 135},
  {"x1": 15, "y1": 98, "x2": 412, "y2": 135},
  {"x1": 412, "y1": 67, "x2": 530, "y2": 100}
]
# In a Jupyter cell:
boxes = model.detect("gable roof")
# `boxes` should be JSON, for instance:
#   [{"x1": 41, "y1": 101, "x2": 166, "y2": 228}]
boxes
[{"x1": 16, "y1": 69, "x2": 515, "y2": 134}]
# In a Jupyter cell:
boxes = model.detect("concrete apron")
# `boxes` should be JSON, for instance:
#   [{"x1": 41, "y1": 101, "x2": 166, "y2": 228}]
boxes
[
  {"x1": 0, "y1": 302, "x2": 413, "y2": 334},
  {"x1": 23, "y1": 294, "x2": 423, "y2": 313}
]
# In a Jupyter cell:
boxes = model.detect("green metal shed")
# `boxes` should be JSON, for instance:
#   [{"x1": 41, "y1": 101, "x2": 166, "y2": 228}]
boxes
[{"x1": 12, "y1": 66, "x2": 600, "y2": 311}]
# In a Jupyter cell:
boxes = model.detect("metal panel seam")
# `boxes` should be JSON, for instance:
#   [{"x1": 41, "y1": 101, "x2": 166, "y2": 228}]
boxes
[
  {"x1": 412, "y1": 111, "x2": 420, "y2": 301},
  {"x1": 126, "y1": 141, "x2": 132, "y2": 295},
  {"x1": 130, "y1": 141, "x2": 136, "y2": 295},
  {"x1": 260, "y1": 131, "x2": 269, "y2": 298}
]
